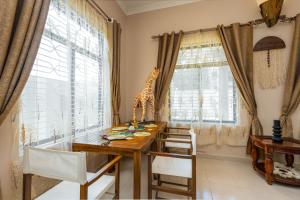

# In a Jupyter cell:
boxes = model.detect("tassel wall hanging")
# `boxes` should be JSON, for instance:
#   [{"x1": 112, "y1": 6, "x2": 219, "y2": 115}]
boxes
[{"x1": 254, "y1": 36, "x2": 286, "y2": 89}]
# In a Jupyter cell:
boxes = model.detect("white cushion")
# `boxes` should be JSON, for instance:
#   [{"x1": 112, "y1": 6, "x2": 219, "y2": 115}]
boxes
[
  {"x1": 36, "y1": 173, "x2": 115, "y2": 200},
  {"x1": 152, "y1": 156, "x2": 192, "y2": 178},
  {"x1": 165, "y1": 138, "x2": 191, "y2": 149}
]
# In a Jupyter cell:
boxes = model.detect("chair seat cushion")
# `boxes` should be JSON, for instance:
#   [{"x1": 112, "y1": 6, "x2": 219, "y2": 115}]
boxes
[
  {"x1": 36, "y1": 173, "x2": 115, "y2": 200},
  {"x1": 152, "y1": 156, "x2": 192, "y2": 178},
  {"x1": 165, "y1": 138, "x2": 191, "y2": 149}
]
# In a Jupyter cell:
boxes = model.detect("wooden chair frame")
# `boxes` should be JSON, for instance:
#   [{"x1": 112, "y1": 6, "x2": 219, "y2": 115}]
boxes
[
  {"x1": 23, "y1": 155, "x2": 122, "y2": 200},
  {"x1": 160, "y1": 127, "x2": 192, "y2": 154},
  {"x1": 165, "y1": 127, "x2": 191, "y2": 133},
  {"x1": 148, "y1": 138, "x2": 196, "y2": 200}
]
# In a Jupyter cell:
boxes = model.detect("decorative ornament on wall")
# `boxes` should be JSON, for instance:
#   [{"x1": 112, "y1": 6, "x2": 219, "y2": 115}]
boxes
[
  {"x1": 254, "y1": 36, "x2": 286, "y2": 89},
  {"x1": 257, "y1": 0, "x2": 284, "y2": 27}
]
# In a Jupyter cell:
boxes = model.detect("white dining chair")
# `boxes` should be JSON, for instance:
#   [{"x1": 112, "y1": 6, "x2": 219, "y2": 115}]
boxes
[
  {"x1": 23, "y1": 146, "x2": 121, "y2": 200},
  {"x1": 148, "y1": 129, "x2": 197, "y2": 199},
  {"x1": 160, "y1": 126, "x2": 194, "y2": 154}
]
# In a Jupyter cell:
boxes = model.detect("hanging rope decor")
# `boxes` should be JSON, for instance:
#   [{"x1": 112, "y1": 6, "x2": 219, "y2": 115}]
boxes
[{"x1": 254, "y1": 36, "x2": 286, "y2": 89}]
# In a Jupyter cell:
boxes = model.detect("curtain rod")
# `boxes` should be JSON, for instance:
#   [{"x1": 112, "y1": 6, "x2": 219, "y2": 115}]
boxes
[
  {"x1": 151, "y1": 15, "x2": 296, "y2": 39},
  {"x1": 87, "y1": 0, "x2": 112, "y2": 22}
]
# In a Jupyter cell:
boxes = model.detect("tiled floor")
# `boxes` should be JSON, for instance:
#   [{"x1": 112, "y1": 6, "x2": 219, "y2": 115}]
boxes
[{"x1": 117, "y1": 155, "x2": 300, "y2": 200}]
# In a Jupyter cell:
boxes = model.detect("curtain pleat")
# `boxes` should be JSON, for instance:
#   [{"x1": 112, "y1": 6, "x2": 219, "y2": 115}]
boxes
[
  {"x1": 217, "y1": 24, "x2": 263, "y2": 154},
  {"x1": 280, "y1": 14, "x2": 300, "y2": 137},
  {"x1": 154, "y1": 31, "x2": 183, "y2": 121},
  {"x1": 108, "y1": 20, "x2": 121, "y2": 126},
  {"x1": 0, "y1": 0, "x2": 50, "y2": 126}
]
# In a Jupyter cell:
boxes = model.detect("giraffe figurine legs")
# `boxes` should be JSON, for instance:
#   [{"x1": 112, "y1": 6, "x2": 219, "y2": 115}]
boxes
[
  {"x1": 132, "y1": 96, "x2": 140, "y2": 123},
  {"x1": 141, "y1": 101, "x2": 146, "y2": 122}
]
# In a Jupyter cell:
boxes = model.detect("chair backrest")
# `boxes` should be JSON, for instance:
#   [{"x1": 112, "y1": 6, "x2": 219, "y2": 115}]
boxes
[
  {"x1": 189, "y1": 128, "x2": 197, "y2": 155},
  {"x1": 23, "y1": 146, "x2": 87, "y2": 184}
]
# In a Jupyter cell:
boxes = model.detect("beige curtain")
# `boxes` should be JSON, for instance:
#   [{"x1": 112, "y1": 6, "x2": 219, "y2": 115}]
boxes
[
  {"x1": 108, "y1": 20, "x2": 121, "y2": 126},
  {"x1": 217, "y1": 24, "x2": 263, "y2": 153},
  {"x1": 0, "y1": 0, "x2": 50, "y2": 126},
  {"x1": 280, "y1": 14, "x2": 300, "y2": 137},
  {"x1": 154, "y1": 31, "x2": 183, "y2": 121}
]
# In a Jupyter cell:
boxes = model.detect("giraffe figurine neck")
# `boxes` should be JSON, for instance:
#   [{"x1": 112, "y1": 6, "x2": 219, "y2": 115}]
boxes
[{"x1": 145, "y1": 77, "x2": 154, "y2": 88}]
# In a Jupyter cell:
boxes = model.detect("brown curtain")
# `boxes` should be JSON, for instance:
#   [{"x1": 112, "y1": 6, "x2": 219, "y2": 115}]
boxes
[
  {"x1": 0, "y1": 0, "x2": 50, "y2": 126},
  {"x1": 108, "y1": 20, "x2": 121, "y2": 126},
  {"x1": 280, "y1": 14, "x2": 300, "y2": 137},
  {"x1": 217, "y1": 24, "x2": 263, "y2": 153},
  {"x1": 154, "y1": 31, "x2": 183, "y2": 121}
]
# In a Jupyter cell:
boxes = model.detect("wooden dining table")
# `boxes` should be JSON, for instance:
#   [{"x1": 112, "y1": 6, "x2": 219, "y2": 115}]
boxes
[{"x1": 72, "y1": 121, "x2": 167, "y2": 199}]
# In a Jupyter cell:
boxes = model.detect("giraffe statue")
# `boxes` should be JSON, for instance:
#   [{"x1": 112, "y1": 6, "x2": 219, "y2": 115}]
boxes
[{"x1": 132, "y1": 67, "x2": 160, "y2": 122}]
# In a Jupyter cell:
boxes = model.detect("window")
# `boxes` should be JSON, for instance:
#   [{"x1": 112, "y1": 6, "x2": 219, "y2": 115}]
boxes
[
  {"x1": 170, "y1": 37, "x2": 237, "y2": 124},
  {"x1": 20, "y1": 0, "x2": 110, "y2": 147}
]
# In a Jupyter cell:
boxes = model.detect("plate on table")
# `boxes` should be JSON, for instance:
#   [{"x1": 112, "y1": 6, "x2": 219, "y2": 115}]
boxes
[
  {"x1": 112, "y1": 126, "x2": 128, "y2": 131},
  {"x1": 109, "y1": 132, "x2": 134, "y2": 137},
  {"x1": 144, "y1": 124, "x2": 157, "y2": 128},
  {"x1": 134, "y1": 132, "x2": 151, "y2": 137},
  {"x1": 107, "y1": 135, "x2": 127, "y2": 140}
]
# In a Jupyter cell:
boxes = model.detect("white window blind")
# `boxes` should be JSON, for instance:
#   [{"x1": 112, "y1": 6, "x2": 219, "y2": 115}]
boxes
[
  {"x1": 170, "y1": 35, "x2": 237, "y2": 124},
  {"x1": 20, "y1": 0, "x2": 110, "y2": 147}
]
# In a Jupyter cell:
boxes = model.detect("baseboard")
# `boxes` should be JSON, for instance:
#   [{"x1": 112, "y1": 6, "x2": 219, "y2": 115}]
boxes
[
  {"x1": 197, "y1": 150, "x2": 251, "y2": 163},
  {"x1": 197, "y1": 151, "x2": 300, "y2": 169}
]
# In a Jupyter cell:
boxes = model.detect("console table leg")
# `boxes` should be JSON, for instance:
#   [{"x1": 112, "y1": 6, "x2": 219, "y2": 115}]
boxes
[
  {"x1": 265, "y1": 154, "x2": 273, "y2": 185},
  {"x1": 251, "y1": 146, "x2": 258, "y2": 170},
  {"x1": 285, "y1": 154, "x2": 294, "y2": 168}
]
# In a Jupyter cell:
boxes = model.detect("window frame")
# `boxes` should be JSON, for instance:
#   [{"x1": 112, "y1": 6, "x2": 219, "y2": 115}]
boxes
[{"x1": 169, "y1": 45, "x2": 238, "y2": 124}]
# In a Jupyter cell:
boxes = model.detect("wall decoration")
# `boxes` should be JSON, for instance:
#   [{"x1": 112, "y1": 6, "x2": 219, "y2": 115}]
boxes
[
  {"x1": 257, "y1": 0, "x2": 284, "y2": 27},
  {"x1": 254, "y1": 36, "x2": 286, "y2": 89},
  {"x1": 132, "y1": 67, "x2": 160, "y2": 122}
]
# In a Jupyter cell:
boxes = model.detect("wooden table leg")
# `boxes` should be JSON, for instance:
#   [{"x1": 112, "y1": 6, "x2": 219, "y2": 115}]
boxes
[
  {"x1": 264, "y1": 152, "x2": 273, "y2": 185},
  {"x1": 133, "y1": 151, "x2": 141, "y2": 199},
  {"x1": 115, "y1": 160, "x2": 120, "y2": 199},
  {"x1": 285, "y1": 154, "x2": 294, "y2": 168},
  {"x1": 23, "y1": 174, "x2": 32, "y2": 200},
  {"x1": 148, "y1": 154, "x2": 152, "y2": 199}
]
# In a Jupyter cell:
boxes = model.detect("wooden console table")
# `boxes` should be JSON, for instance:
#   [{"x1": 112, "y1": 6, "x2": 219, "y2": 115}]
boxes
[{"x1": 251, "y1": 135, "x2": 300, "y2": 186}]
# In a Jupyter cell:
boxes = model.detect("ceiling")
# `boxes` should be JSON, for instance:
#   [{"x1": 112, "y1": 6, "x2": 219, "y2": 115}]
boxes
[{"x1": 116, "y1": 0, "x2": 203, "y2": 15}]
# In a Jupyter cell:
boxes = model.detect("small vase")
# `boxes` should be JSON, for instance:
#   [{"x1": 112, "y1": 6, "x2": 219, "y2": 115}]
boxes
[{"x1": 272, "y1": 120, "x2": 283, "y2": 143}]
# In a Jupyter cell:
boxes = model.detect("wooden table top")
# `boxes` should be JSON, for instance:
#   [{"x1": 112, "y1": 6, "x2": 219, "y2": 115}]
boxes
[
  {"x1": 251, "y1": 135, "x2": 300, "y2": 151},
  {"x1": 72, "y1": 122, "x2": 167, "y2": 152}
]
